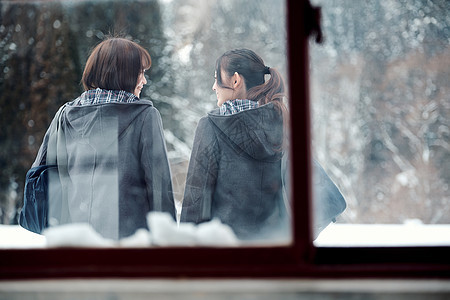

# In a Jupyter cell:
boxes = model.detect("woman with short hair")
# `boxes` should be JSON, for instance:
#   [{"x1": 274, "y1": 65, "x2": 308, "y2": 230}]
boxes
[{"x1": 30, "y1": 37, "x2": 175, "y2": 239}]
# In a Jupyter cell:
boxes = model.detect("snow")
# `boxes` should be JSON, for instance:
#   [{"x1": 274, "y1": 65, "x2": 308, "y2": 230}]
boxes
[
  {"x1": 314, "y1": 223, "x2": 450, "y2": 247},
  {"x1": 148, "y1": 212, "x2": 238, "y2": 247},
  {"x1": 0, "y1": 224, "x2": 46, "y2": 249},
  {"x1": 44, "y1": 223, "x2": 116, "y2": 248},
  {"x1": 0, "y1": 212, "x2": 238, "y2": 248},
  {"x1": 1, "y1": 216, "x2": 450, "y2": 248}
]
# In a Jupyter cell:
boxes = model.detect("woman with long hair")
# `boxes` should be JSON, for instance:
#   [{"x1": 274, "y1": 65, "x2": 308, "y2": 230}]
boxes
[{"x1": 180, "y1": 49, "x2": 289, "y2": 240}]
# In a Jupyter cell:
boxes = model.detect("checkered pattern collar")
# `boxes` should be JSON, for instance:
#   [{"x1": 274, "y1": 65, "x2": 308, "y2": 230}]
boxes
[
  {"x1": 73, "y1": 88, "x2": 139, "y2": 106},
  {"x1": 219, "y1": 99, "x2": 259, "y2": 115}
]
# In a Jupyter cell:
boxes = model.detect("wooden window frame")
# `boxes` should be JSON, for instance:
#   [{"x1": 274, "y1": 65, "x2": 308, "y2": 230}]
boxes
[{"x1": 1, "y1": 0, "x2": 449, "y2": 280}]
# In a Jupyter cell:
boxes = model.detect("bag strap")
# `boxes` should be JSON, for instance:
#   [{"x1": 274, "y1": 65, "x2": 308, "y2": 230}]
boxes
[
  {"x1": 55, "y1": 106, "x2": 68, "y2": 182},
  {"x1": 46, "y1": 105, "x2": 66, "y2": 165},
  {"x1": 47, "y1": 105, "x2": 71, "y2": 224}
]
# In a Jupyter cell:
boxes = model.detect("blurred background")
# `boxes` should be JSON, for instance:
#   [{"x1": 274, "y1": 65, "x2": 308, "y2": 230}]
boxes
[
  {"x1": 0, "y1": 0, "x2": 448, "y2": 230},
  {"x1": 310, "y1": 0, "x2": 449, "y2": 224}
]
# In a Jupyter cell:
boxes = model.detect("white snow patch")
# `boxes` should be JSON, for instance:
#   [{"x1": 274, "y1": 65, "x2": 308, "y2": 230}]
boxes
[
  {"x1": 44, "y1": 223, "x2": 116, "y2": 248},
  {"x1": 314, "y1": 223, "x2": 450, "y2": 247},
  {"x1": 0, "y1": 212, "x2": 238, "y2": 248},
  {"x1": 0, "y1": 224, "x2": 46, "y2": 248},
  {"x1": 147, "y1": 212, "x2": 239, "y2": 247},
  {"x1": 177, "y1": 44, "x2": 193, "y2": 64}
]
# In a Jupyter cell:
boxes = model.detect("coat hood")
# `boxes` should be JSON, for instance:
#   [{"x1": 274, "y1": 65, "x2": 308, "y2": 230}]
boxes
[
  {"x1": 62, "y1": 100, "x2": 154, "y2": 148},
  {"x1": 207, "y1": 102, "x2": 284, "y2": 161}
]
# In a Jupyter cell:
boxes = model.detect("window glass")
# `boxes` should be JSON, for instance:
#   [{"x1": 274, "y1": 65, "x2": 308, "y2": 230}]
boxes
[
  {"x1": 0, "y1": 0, "x2": 290, "y2": 247},
  {"x1": 310, "y1": 0, "x2": 450, "y2": 246}
]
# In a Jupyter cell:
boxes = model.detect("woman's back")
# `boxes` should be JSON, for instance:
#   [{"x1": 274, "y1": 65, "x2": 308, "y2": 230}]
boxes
[
  {"x1": 182, "y1": 103, "x2": 287, "y2": 240},
  {"x1": 23, "y1": 37, "x2": 175, "y2": 239},
  {"x1": 181, "y1": 48, "x2": 289, "y2": 241},
  {"x1": 57, "y1": 92, "x2": 174, "y2": 239}
]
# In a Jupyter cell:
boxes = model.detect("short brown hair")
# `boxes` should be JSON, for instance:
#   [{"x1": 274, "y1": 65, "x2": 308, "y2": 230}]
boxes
[{"x1": 82, "y1": 37, "x2": 151, "y2": 93}]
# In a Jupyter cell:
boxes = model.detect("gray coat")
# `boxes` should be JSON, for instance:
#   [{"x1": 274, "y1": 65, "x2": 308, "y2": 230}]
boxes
[
  {"x1": 33, "y1": 100, "x2": 175, "y2": 239},
  {"x1": 181, "y1": 103, "x2": 288, "y2": 240}
]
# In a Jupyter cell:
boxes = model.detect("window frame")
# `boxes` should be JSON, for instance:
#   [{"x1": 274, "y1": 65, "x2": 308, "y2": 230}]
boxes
[{"x1": 1, "y1": 0, "x2": 449, "y2": 280}]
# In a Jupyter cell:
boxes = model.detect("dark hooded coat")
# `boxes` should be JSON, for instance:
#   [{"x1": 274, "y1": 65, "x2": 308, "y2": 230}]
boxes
[
  {"x1": 32, "y1": 98, "x2": 175, "y2": 239},
  {"x1": 180, "y1": 103, "x2": 289, "y2": 240}
]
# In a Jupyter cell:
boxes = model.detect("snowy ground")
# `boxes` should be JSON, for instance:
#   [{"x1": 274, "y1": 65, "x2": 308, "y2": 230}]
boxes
[{"x1": 1, "y1": 218, "x2": 450, "y2": 248}]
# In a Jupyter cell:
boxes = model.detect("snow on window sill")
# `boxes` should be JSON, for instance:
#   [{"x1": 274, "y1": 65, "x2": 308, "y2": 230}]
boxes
[{"x1": 314, "y1": 223, "x2": 450, "y2": 247}]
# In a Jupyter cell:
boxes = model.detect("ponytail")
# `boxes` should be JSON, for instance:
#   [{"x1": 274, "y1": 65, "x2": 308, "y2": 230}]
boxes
[
  {"x1": 247, "y1": 67, "x2": 289, "y2": 147},
  {"x1": 246, "y1": 67, "x2": 285, "y2": 106}
]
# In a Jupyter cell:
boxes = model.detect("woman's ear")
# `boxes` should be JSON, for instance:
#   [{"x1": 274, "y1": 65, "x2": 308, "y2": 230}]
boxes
[
  {"x1": 231, "y1": 72, "x2": 247, "y2": 99},
  {"x1": 232, "y1": 72, "x2": 242, "y2": 88}
]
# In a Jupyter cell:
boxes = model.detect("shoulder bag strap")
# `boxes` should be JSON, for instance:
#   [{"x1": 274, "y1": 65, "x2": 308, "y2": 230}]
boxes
[
  {"x1": 47, "y1": 105, "x2": 71, "y2": 224},
  {"x1": 46, "y1": 106, "x2": 65, "y2": 165},
  {"x1": 56, "y1": 105, "x2": 71, "y2": 224}
]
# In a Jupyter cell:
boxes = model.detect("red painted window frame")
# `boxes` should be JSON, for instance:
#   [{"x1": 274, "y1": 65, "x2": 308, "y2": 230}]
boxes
[{"x1": 1, "y1": 0, "x2": 449, "y2": 280}]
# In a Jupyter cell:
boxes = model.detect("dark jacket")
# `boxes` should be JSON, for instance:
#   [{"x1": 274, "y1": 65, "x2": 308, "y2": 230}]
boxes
[
  {"x1": 33, "y1": 100, "x2": 175, "y2": 239},
  {"x1": 181, "y1": 103, "x2": 288, "y2": 240}
]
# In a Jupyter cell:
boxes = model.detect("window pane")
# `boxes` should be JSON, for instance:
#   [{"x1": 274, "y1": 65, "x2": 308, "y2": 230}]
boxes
[
  {"x1": 0, "y1": 0, "x2": 291, "y2": 247},
  {"x1": 310, "y1": 0, "x2": 450, "y2": 246}
]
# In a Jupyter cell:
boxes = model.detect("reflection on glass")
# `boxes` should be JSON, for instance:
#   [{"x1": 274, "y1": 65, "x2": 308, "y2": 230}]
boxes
[
  {"x1": 0, "y1": 0, "x2": 289, "y2": 247},
  {"x1": 310, "y1": 0, "x2": 450, "y2": 246}
]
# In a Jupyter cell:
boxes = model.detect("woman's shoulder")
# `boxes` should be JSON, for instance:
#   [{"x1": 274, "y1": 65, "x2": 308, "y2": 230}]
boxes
[
  {"x1": 207, "y1": 107, "x2": 221, "y2": 116},
  {"x1": 192, "y1": 113, "x2": 219, "y2": 137},
  {"x1": 135, "y1": 99, "x2": 154, "y2": 106},
  {"x1": 197, "y1": 113, "x2": 214, "y2": 127},
  {"x1": 129, "y1": 99, "x2": 160, "y2": 115}
]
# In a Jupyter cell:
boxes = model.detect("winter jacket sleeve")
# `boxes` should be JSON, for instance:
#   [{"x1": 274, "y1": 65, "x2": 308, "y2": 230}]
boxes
[
  {"x1": 181, "y1": 116, "x2": 219, "y2": 223},
  {"x1": 140, "y1": 107, "x2": 176, "y2": 219}
]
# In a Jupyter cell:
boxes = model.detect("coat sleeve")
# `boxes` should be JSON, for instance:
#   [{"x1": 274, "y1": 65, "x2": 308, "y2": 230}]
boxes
[
  {"x1": 180, "y1": 116, "x2": 219, "y2": 224},
  {"x1": 140, "y1": 107, "x2": 176, "y2": 219}
]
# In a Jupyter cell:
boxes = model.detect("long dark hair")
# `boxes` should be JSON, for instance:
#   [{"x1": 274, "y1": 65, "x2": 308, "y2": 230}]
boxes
[
  {"x1": 215, "y1": 49, "x2": 288, "y2": 142},
  {"x1": 82, "y1": 37, "x2": 151, "y2": 93}
]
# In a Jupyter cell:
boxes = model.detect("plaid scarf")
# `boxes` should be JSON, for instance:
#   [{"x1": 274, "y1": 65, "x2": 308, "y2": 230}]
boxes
[
  {"x1": 219, "y1": 99, "x2": 258, "y2": 115},
  {"x1": 73, "y1": 88, "x2": 139, "y2": 106}
]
